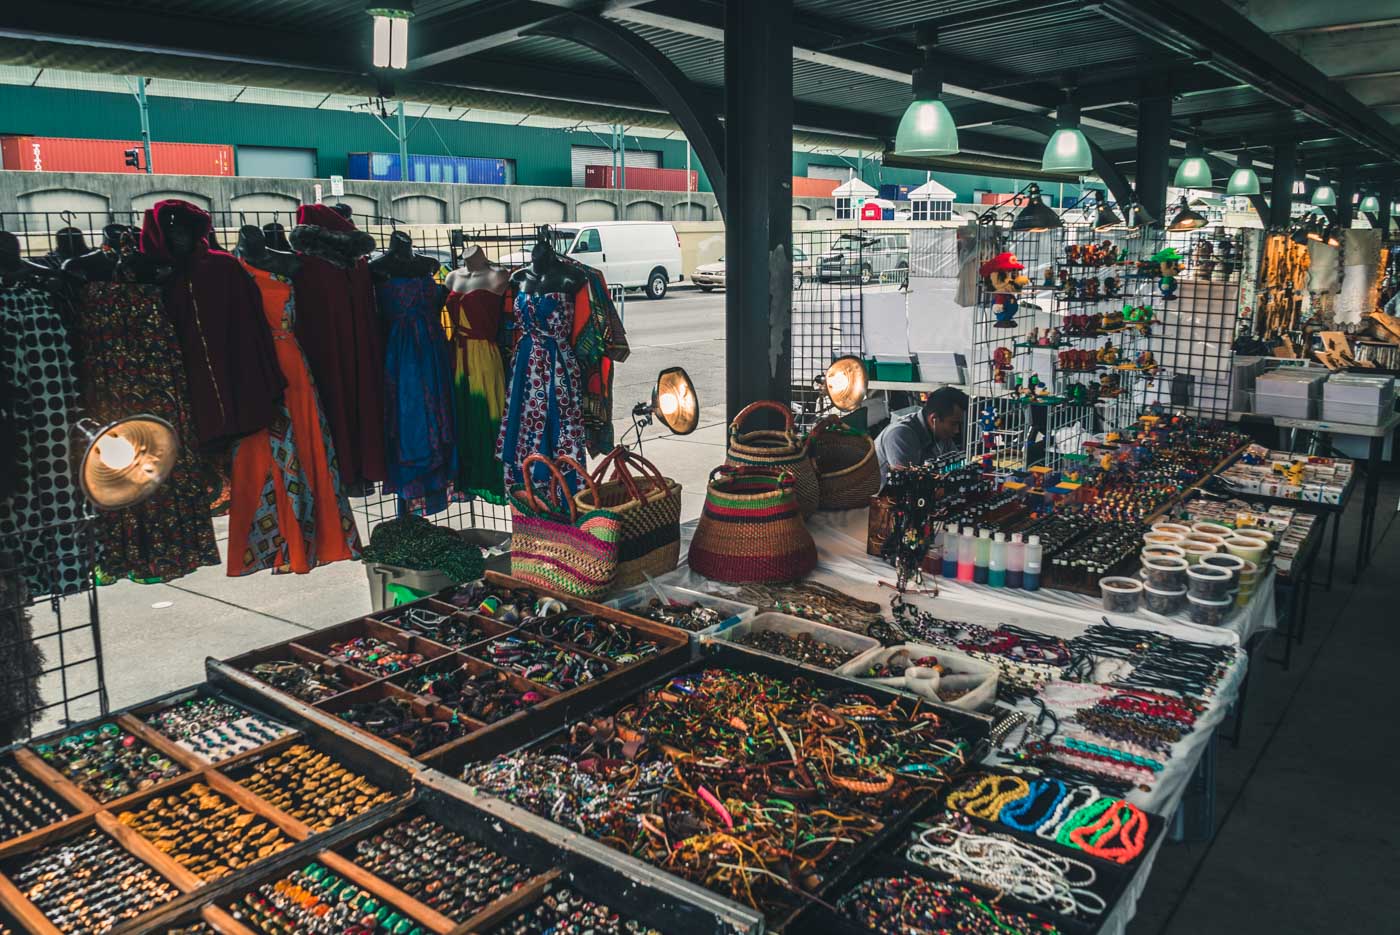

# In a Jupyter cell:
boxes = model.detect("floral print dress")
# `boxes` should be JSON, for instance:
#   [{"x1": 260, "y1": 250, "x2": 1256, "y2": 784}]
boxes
[{"x1": 496, "y1": 290, "x2": 585, "y2": 492}]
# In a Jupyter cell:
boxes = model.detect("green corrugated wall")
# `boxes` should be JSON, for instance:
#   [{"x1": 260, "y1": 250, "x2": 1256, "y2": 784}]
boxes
[{"x1": 0, "y1": 84, "x2": 1087, "y2": 204}]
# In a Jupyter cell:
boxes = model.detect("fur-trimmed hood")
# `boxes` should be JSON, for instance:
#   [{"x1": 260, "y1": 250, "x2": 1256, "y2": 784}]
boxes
[{"x1": 291, "y1": 204, "x2": 374, "y2": 268}]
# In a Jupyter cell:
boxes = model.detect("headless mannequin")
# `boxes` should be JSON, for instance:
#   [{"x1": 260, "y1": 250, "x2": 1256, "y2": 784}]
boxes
[
  {"x1": 262, "y1": 222, "x2": 292, "y2": 251},
  {"x1": 111, "y1": 230, "x2": 166, "y2": 285},
  {"x1": 0, "y1": 231, "x2": 58, "y2": 279},
  {"x1": 62, "y1": 226, "x2": 119, "y2": 282},
  {"x1": 50, "y1": 227, "x2": 89, "y2": 263},
  {"x1": 369, "y1": 230, "x2": 439, "y2": 281},
  {"x1": 445, "y1": 245, "x2": 509, "y2": 295},
  {"x1": 511, "y1": 239, "x2": 586, "y2": 296},
  {"x1": 331, "y1": 203, "x2": 354, "y2": 222},
  {"x1": 235, "y1": 224, "x2": 302, "y2": 278}
]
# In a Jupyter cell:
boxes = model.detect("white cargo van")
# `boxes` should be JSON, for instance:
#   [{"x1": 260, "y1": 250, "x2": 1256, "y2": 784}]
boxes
[{"x1": 528, "y1": 222, "x2": 684, "y2": 299}]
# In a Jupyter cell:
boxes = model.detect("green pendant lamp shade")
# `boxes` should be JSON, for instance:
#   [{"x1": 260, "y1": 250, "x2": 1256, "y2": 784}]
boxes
[
  {"x1": 1042, "y1": 90, "x2": 1092, "y2": 173},
  {"x1": 1012, "y1": 183, "x2": 1063, "y2": 232},
  {"x1": 895, "y1": 26, "x2": 959, "y2": 157},
  {"x1": 1226, "y1": 152, "x2": 1259, "y2": 196},
  {"x1": 1311, "y1": 177, "x2": 1337, "y2": 206},
  {"x1": 1360, "y1": 194, "x2": 1380, "y2": 213},
  {"x1": 1174, "y1": 138, "x2": 1212, "y2": 189}
]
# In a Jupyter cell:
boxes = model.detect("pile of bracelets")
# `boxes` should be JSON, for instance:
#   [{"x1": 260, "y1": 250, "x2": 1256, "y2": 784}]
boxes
[
  {"x1": 245, "y1": 659, "x2": 353, "y2": 703},
  {"x1": 0, "y1": 759, "x2": 72, "y2": 840},
  {"x1": 737, "y1": 581, "x2": 886, "y2": 633},
  {"x1": 488, "y1": 881, "x2": 663, "y2": 935},
  {"x1": 350, "y1": 813, "x2": 536, "y2": 920},
  {"x1": 442, "y1": 581, "x2": 568, "y2": 625},
  {"x1": 381, "y1": 605, "x2": 492, "y2": 648},
  {"x1": 1064, "y1": 622, "x2": 1236, "y2": 698},
  {"x1": 395, "y1": 662, "x2": 550, "y2": 723},
  {"x1": 481, "y1": 636, "x2": 610, "y2": 689},
  {"x1": 337, "y1": 696, "x2": 475, "y2": 754},
  {"x1": 329, "y1": 636, "x2": 426, "y2": 676},
  {"x1": 632, "y1": 598, "x2": 727, "y2": 632},
  {"x1": 520, "y1": 613, "x2": 660, "y2": 665},
  {"x1": 905, "y1": 810, "x2": 1105, "y2": 919},
  {"x1": 5, "y1": 828, "x2": 181, "y2": 931},
  {"x1": 945, "y1": 772, "x2": 1149, "y2": 865},
  {"x1": 116, "y1": 782, "x2": 296, "y2": 880},
  {"x1": 233, "y1": 744, "x2": 396, "y2": 831},
  {"x1": 32, "y1": 723, "x2": 184, "y2": 803},
  {"x1": 734, "y1": 629, "x2": 859, "y2": 669},
  {"x1": 836, "y1": 874, "x2": 1061, "y2": 935},
  {"x1": 461, "y1": 668, "x2": 972, "y2": 919},
  {"x1": 144, "y1": 697, "x2": 293, "y2": 763},
  {"x1": 228, "y1": 861, "x2": 428, "y2": 935}
]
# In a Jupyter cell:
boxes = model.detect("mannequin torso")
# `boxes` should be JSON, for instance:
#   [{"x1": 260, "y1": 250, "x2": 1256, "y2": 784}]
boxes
[
  {"x1": 235, "y1": 225, "x2": 303, "y2": 278},
  {"x1": 510, "y1": 241, "x2": 587, "y2": 295},
  {"x1": 369, "y1": 231, "x2": 439, "y2": 281},
  {"x1": 445, "y1": 246, "x2": 509, "y2": 294}
]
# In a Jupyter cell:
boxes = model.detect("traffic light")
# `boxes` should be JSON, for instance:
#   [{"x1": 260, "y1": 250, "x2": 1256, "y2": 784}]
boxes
[{"x1": 124, "y1": 148, "x2": 141, "y2": 170}]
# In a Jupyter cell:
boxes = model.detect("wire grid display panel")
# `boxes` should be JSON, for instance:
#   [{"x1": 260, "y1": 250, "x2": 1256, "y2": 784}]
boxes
[
  {"x1": 1140, "y1": 227, "x2": 1244, "y2": 419},
  {"x1": 791, "y1": 228, "x2": 867, "y2": 429}
]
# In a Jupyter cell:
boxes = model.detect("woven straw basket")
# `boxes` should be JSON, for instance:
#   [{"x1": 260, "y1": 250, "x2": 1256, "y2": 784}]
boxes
[
  {"x1": 574, "y1": 446, "x2": 681, "y2": 589},
  {"x1": 509, "y1": 454, "x2": 620, "y2": 599},
  {"x1": 724, "y1": 400, "x2": 819, "y2": 515},
  {"x1": 688, "y1": 466, "x2": 817, "y2": 584},
  {"x1": 809, "y1": 416, "x2": 880, "y2": 511}
]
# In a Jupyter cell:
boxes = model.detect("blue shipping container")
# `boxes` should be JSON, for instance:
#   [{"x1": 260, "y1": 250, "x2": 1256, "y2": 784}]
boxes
[{"x1": 346, "y1": 152, "x2": 507, "y2": 185}]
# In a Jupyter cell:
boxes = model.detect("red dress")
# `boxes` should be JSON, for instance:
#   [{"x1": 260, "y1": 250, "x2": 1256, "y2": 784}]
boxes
[{"x1": 227, "y1": 262, "x2": 361, "y2": 575}]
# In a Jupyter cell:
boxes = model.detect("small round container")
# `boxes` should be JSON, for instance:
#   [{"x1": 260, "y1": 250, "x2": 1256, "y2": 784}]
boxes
[
  {"x1": 1236, "y1": 558, "x2": 1260, "y2": 587},
  {"x1": 1187, "y1": 593, "x2": 1232, "y2": 627},
  {"x1": 1231, "y1": 528, "x2": 1275, "y2": 552},
  {"x1": 1142, "y1": 543, "x2": 1187, "y2": 562},
  {"x1": 1187, "y1": 564, "x2": 1232, "y2": 600},
  {"x1": 1185, "y1": 532, "x2": 1227, "y2": 549},
  {"x1": 1143, "y1": 531, "x2": 1185, "y2": 548},
  {"x1": 1235, "y1": 590, "x2": 1251, "y2": 609},
  {"x1": 1141, "y1": 555, "x2": 1189, "y2": 591},
  {"x1": 1192, "y1": 521, "x2": 1233, "y2": 538},
  {"x1": 1181, "y1": 542, "x2": 1218, "y2": 565},
  {"x1": 1100, "y1": 576, "x2": 1144, "y2": 613},
  {"x1": 1223, "y1": 536, "x2": 1267, "y2": 564},
  {"x1": 1151, "y1": 522, "x2": 1192, "y2": 537},
  {"x1": 1143, "y1": 583, "x2": 1188, "y2": 615},
  {"x1": 1200, "y1": 553, "x2": 1246, "y2": 588}
]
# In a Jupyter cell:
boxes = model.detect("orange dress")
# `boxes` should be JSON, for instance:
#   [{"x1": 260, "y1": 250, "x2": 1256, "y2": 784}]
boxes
[{"x1": 227, "y1": 261, "x2": 361, "y2": 575}]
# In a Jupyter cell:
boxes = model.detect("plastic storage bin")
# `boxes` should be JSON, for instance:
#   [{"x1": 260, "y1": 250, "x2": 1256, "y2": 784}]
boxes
[
  {"x1": 713, "y1": 612, "x2": 879, "y2": 670},
  {"x1": 837, "y1": 643, "x2": 999, "y2": 711},
  {"x1": 606, "y1": 583, "x2": 756, "y2": 638}
]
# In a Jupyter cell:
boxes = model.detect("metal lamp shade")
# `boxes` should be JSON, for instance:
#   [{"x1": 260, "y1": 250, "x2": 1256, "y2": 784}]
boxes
[
  {"x1": 653, "y1": 367, "x2": 698, "y2": 435},
  {"x1": 1360, "y1": 195, "x2": 1380, "y2": 213},
  {"x1": 1013, "y1": 185, "x2": 1063, "y2": 232},
  {"x1": 823, "y1": 356, "x2": 868, "y2": 412},
  {"x1": 894, "y1": 99, "x2": 959, "y2": 156},
  {"x1": 78, "y1": 415, "x2": 178, "y2": 510},
  {"x1": 1174, "y1": 156, "x2": 1212, "y2": 189},
  {"x1": 1311, "y1": 183, "x2": 1337, "y2": 207},
  {"x1": 1041, "y1": 128, "x2": 1093, "y2": 173},
  {"x1": 1226, "y1": 155, "x2": 1259, "y2": 196},
  {"x1": 1167, "y1": 198, "x2": 1208, "y2": 232},
  {"x1": 1093, "y1": 196, "x2": 1122, "y2": 231}
]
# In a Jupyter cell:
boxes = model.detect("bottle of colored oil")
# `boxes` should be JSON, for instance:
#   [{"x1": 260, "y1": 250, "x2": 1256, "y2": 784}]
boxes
[
  {"x1": 1024, "y1": 534, "x2": 1043, "y2": 591},
  {"x1": 973, "y1": 529, "x2": 992, "y2": 584},
  {"x1": 957, "y1": 526, "x2": 976, "y2": 581},
  {"x1": 1006, "y1": 533, "x2": 1025, "y2": 589},
  {"x1": 941, "y1": 527, "x2": 959, "y2": 578},
  {"x1": 989, "y1": 532, "x2": 1007, "y2": 588}
]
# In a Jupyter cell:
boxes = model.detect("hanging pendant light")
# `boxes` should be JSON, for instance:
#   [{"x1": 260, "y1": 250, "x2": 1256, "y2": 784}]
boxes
[
  {"x1": 1360, "y1": 193, "x2": 1380, "y2": 213},
  {"x1": 1226, "y1": 151, "x2": 1259, "y2": 196},
  {"x1": 1012, "y1": 183, "x2": 1063, "y2": 232},
  {"x1": 1092, "y1": 191, "x2": 1121, "y2": 231},
  {"x1": 1311, "y1": 175, "x2": 1337, "y2": 207},
  {"x1": 1041, "y1": 89, "x2": 1093, "y2": 173},
  {"x1": 368, "y1": 2, "x2": 415, "y2": 70},
  {"x1": 894, "y1": 25, "x2": 960, "y2": 157},
  {"x1": 77, "y1": 415, "x2": 179, "y2": 510},
  {"x1": 1166, "y1": 195, "x2": 1208, "y2": 232},
  {"x1": 1174, "y1": 123, "x2": 1212, "y2": 189},
  {"x1": 1123, "y1": 201, "x2": 1156, "y2": 231}
]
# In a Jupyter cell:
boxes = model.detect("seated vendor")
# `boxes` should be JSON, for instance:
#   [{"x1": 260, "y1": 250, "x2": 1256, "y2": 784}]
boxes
[{"x1": 875, "y1": 387, "x2": 968, "y2": 487}]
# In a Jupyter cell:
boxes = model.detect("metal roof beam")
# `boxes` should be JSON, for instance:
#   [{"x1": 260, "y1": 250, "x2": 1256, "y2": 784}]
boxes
[{"x1": 408, "y1": 0, "x2": 653, "y2": 72}]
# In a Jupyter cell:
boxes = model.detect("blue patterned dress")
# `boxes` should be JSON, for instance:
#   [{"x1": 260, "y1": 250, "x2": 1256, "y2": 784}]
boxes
[
  {"x1": 497, "y1": 291, "x2": 585, "y2": 491},
  {"x1": 378, "y1": 277, "x2": 457, "y2": 513}
]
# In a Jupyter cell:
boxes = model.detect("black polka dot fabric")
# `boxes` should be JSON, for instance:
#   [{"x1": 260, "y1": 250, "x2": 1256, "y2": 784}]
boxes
[{"x1": 0, "y1": 284, "x2": 90, "y2": 596}]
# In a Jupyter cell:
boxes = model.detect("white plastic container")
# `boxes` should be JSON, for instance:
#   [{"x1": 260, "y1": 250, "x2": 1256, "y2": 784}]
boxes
[
  {"x1": 1141, "y1": 555, "x2": 1188, "y2": 591},
  {"x1": 1199, "y1": 553, "x2": 1246, "y2": 588},
  {"x1": 606, "y1": 583, "x2": 756, "y2": 638},
  {"x1": 1187, "y1": 593, "x2": 1233, "y2": 627},
  {"x1": 1186, "y1": 564, "x2": 1232, "y2": 600},
  {"x1": 837, "y1": 643, "x2": 999, "y2": 711},
  {"x1": 1223, "y1": 536, "x2": 1267, "y2": 564},
  {"x1": 712, "y1": 612, "x2": 879, "y2": 670},
  {"x1": 1143, "y1": 583, "x2": 1188, "y2": 615},
  {"x1": 1099, "y1": 576, "x2": 1144, "y2": 613}
]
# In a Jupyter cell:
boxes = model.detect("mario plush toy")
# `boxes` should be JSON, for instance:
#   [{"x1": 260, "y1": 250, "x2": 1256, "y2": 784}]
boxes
[
  {"x1": 1148, "y1": 247, "x2": 1184, "y2": 301},
  {"x1": 979, "y1": 251, "x2": 1029, "y2": 328}
]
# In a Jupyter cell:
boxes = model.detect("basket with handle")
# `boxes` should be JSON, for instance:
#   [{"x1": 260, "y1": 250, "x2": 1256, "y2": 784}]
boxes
[
  {"x1": 809, "y1": 415, "x2": 880, "y2": 511},
  {"x1": 574, "y1": 446, "x2": 682, "y2": 589},
  {"x1": 688, "y1": 466, "x2": 817, "y2": 584},
  {"x1": 724, "y1": 400, "x2": 819, "y2": 515},
  {"x1": 509, "y1": 454, "x2": 620, "y2": 598}
]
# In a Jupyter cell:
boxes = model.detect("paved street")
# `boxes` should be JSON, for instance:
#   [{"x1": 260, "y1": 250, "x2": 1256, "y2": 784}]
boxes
[{"x1": 613, "y1": 286, "x2": 728, "y2": 434}]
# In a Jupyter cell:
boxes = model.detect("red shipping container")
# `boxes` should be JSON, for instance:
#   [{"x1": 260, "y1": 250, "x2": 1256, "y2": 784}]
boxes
[
  {"x1": 0, "y1": 136, "x2": 235, "y2": 176},
  {"x1": 584, "y1": 164, "x2": 614, "y2": 188},
  {"x1": 583, "y1": 164, "x2": 697, "y2": 192},
  {"x1": 792, "y1": 176, "x2": 840, "y2": 198}
]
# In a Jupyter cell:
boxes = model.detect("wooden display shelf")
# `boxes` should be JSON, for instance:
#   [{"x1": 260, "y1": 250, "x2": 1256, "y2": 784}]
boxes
[
  {"x1": 318, "y1": 849, "x2": 459, "y2": 935},
  {"x1": 449, "y1": 867, "x2": 562, "y2": 935},
  {"x1": 10, "y1": 748, "x2": 98, "y2": 814}
]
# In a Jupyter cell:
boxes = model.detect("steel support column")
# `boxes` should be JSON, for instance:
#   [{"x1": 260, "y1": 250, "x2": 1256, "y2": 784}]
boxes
[
  {"x1": 1135, "y1": 95, "x2": 1171, "y2": 224},
  {"x1": 724, "y1": 0, "x2": 792, "y2": 420},
  {"x1": 1269, "y1": 140, "x2": 1297, "y2": 229},
  {"x1": 1378, "y1": 180, "x2": 1393, "y2": 238},
  {"x1": 1337, "y1": 165, "x2": 1356, "y2": 228}
]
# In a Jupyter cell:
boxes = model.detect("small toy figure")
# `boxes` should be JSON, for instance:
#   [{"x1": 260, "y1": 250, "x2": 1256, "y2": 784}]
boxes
[
  {"x1": 1042, "y1": 266, "x2": 1055, "y2": 288},
  {"x1": 1103, "y1": 276, "x2": 1120, "y2": 298},
  {"x1": 1136, "y1": 349, "x2": 1158, "y2": 374},
  {"x1": 1148, "y1": 247, "x2": 1184, "y2": 301},
  {"x1": 1100, "y1": 307, "x2": 1124, "y2": 331},
  {"x1": 1046, "y1": 326, "x2": 1060, "y2": 345},
  {"x1": 979, "y1": 252, "x2": 1029, "y2": 328},
  {"x1": 992, "y1": 346, "x2": 1013, "y2": 385},
  {"x1": 1061, "y1": 277, "x2": 1080, "y2": 302},
  {"x1": 1100, "y1": 241, "x2": 1120, "y2": 265},
  {"x1": 1066, "y1": 243, "x2": 1080, "y2": 266},
  {"x1": 1028, "y1": 372, "x2": 1048, "y2": 398},
  {"x1": 1275, "y1": 460, "x2": 1305, "y2": 486},
  {"x1": 1097, "y1": 339, "x2": 1119, "y2": 365},
  {"x1": 1084, "y1": 278, "x2": 1100, "y2": 302}
]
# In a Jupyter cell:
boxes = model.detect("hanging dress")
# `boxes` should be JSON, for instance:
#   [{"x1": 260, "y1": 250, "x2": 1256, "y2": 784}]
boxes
[
  {"x1": 0, "y1": 283, "x2": 88, "y2": 596},
  {"x1": 446, "y1": 287, "x2": 508, "y2": 504},
  {"x1": 226, "y1": 263, "x2": 361, "y2": 575},
  {"x1": 497, "y1": 289, "x2": 586, "y2": 491},
  {"x1": 75, "y1": 281, "x2": 220, "y2": 581},
  {"x1": 378, "y1": 276, "x2": 457, "y2": 514}
]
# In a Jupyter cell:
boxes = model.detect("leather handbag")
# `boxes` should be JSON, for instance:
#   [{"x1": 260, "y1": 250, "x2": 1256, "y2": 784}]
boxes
[{"x1": 509, "y1": 454, "x2": 620, "y2": 598}]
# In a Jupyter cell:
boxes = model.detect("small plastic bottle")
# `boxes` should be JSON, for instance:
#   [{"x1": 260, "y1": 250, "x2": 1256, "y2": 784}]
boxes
[
  {"x1": 1006, "y1": 533, "x2": 1025, "y2": 589},
  {"x1": 989, "y1": 532, "x2": 1007, "y2": 588},
  {"x1": 973, "y1": 529, "x2": 992, "y2": 584},
  {"x1": 1024, "y1": 534, "x2": 1043, "y2": 591},
  {"x1": 931, "y1": 529, "x2": 945, "y2": 577},
  {"x1": 941, "y1": 527, "x2": 959, "y2": 579},
  {"x1": 957, "y1": 526, "x2": 976, "y2": 581}
]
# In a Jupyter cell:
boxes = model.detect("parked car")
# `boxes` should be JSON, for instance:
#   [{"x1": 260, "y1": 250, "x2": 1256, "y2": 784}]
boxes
[
  {"x1": 817, "y1": 232, "x2": 909, "y2": 285},
  {"x1": 692, "y1": 247, "x2": 813, "y2": 292},
  {"x1": 504, "y1": 221, "x2": 683, "y2": 299}
]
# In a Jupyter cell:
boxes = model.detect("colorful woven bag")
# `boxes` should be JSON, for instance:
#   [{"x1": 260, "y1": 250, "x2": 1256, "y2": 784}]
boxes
[
  {"x1": 688, "y1": 466, "x2": 817, "y2": 584},
  {"x1": 509, "y1": 454, "x2": 620, "y2": 598},
  {"x1": 724, "y1": 400, "x2": 819, "y2": 516},
  {"x1": 809, "y1": 416, "x2": 881, "y2": 511},
  {"x1": 574, "y1": 446, "x2": 681, "y2": 589}
]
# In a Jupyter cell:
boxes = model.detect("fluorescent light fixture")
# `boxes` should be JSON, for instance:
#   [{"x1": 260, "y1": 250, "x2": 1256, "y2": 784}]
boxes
[{"x1": 369, "y1": 3, "x2": 414, "y2": 70}]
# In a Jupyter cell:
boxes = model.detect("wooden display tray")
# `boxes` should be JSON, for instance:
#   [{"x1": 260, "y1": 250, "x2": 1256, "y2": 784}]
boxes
[
  {"x1": 219, "y1": 571, "x2": 691, "y2": 770},
  {"x1": 0, "y1": 688, "x2": 414, "y2": 934}
]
